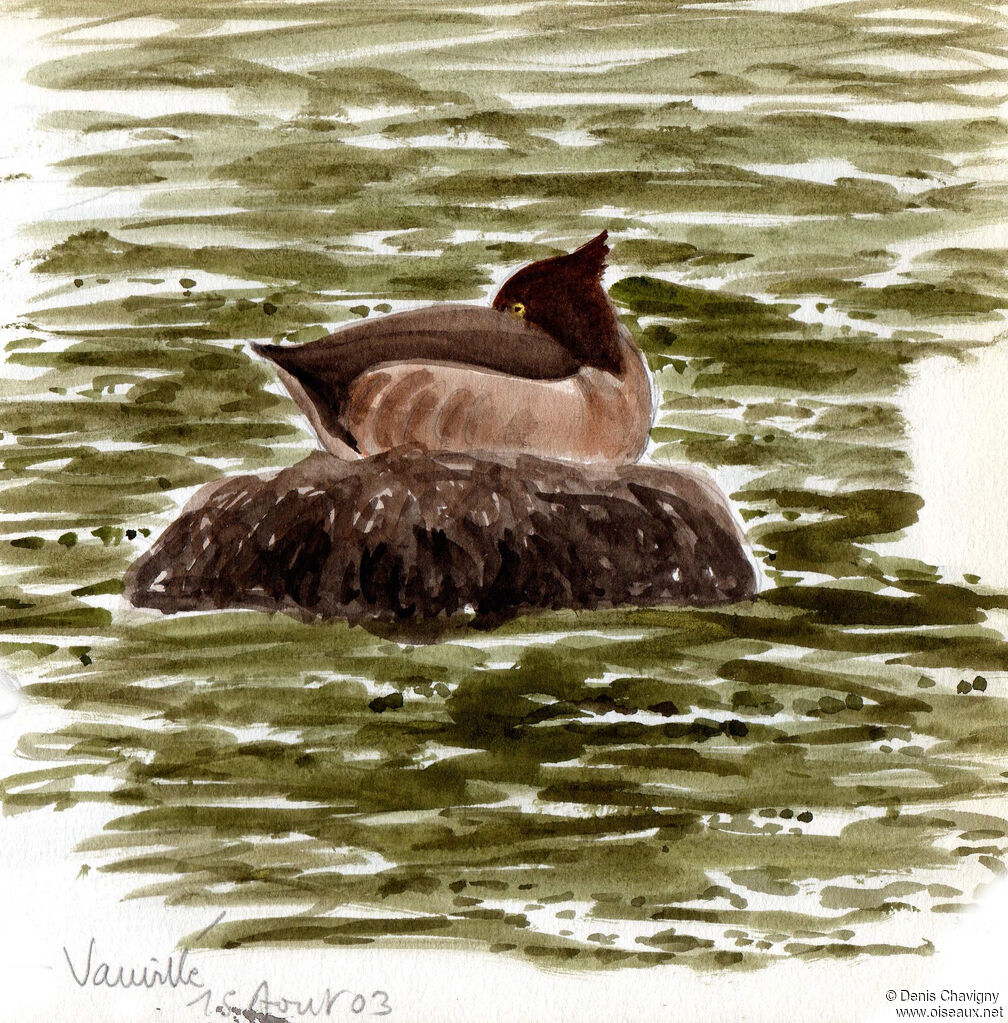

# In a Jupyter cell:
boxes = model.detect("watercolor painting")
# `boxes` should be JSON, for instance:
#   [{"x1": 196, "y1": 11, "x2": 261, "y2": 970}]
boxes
[{"x1": 1, "y1": 0, "x2": 1007, "y2": 1019}]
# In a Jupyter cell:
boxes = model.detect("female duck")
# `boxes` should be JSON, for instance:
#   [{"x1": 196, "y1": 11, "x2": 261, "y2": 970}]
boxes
[{"x1": 253, "y1": 231, "x2": 654, "y2": 464}]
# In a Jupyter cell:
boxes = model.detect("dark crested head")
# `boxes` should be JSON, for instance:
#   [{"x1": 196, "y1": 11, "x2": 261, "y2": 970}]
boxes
[{"x1": 491, "y1": 231, "x2": 623, "y2": 373}]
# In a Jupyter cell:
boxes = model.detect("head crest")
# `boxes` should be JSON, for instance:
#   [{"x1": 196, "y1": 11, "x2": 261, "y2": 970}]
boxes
[{"x1": 566, "y1": 230, "x2": 609, "y2": 280}]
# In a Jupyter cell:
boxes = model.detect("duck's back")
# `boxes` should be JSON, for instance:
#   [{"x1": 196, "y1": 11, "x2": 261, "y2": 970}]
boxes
[{"x1": 255, "y1": 305, "x2": 578, "y2": 392}]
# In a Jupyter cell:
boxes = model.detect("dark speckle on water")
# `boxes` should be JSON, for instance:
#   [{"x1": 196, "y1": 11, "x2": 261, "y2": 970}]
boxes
[
  {"x1": 1, "y1": 0, "x2": 1007, "y2": 972},
  {"x1": 369, "y1": 691, "x2": 405, "y2": 714}
]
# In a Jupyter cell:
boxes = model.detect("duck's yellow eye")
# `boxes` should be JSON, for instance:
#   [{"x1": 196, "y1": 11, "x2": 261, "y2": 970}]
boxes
[{"x1": 508, "y1": 301, "x2": 526, "y2": 319}]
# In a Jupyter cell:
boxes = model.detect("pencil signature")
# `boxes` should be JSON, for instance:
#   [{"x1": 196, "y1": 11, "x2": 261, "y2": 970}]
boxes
[
  {"x1": 62, "y1": 911, "x2": 393, "y2": 1018},
  {"x1": 63, "y1": 934, "x2": 204, "y2": 991},
  {"x1": 63, "y1": 909, "x2": 224, "y2": 996}
]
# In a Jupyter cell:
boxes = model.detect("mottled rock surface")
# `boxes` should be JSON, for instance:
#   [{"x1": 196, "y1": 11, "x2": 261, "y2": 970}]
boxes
[{"x1": 125, "y1": 450, "x2": 756, "y2": 624}]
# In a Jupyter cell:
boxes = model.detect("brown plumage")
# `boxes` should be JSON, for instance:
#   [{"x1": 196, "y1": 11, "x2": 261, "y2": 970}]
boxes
[
  {"x1": 253, "y1": 231, "x2": 654, "y2": 464},
  {"x1": 125, "y1": 449, "x2": 758, "y2": 624}
]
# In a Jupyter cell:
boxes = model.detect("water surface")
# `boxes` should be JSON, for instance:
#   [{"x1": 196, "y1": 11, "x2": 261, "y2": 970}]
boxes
[{"x1": 2, "y1": 0, "x2": 1008, "y2": 970}]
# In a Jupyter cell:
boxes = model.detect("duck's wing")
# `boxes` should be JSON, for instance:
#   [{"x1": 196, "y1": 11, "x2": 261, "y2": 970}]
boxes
[
  {"x1": 253, "y1": 304, "x2": 580, "y2": 454},
  {"x1": 254, "y1": 304, "x2": 578, "y2": 384}
]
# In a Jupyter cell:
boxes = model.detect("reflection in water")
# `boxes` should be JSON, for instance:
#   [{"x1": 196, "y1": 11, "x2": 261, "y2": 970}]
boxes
[{"x1": 1, "y1": 0, "x2": 1007, "y2": 970}]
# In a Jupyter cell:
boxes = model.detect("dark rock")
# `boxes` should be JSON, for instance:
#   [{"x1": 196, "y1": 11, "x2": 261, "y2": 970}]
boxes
[{"x1": 124, "y1": 450, "x2": 757, "y2": 625}]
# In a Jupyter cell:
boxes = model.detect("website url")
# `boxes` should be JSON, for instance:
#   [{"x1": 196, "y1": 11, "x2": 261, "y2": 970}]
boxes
[{"x1": 896, "y1": 1010, "x2": 1004, "y2": 1019}]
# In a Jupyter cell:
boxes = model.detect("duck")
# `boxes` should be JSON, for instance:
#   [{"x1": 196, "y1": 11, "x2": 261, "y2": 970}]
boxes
[{"x1": 252, "y1": 231, "x2": 655, "y2": 465}]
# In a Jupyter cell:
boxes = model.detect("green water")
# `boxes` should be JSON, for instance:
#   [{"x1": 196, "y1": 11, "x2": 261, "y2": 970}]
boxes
[{"x1": 2, "y1": 0, "x2": 1008, "y2": 969}]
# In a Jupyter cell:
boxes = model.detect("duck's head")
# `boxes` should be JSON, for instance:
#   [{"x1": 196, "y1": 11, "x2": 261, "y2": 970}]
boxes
[{"x1": 491, "y1": 231, "x2": 623, "y2": 374}]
